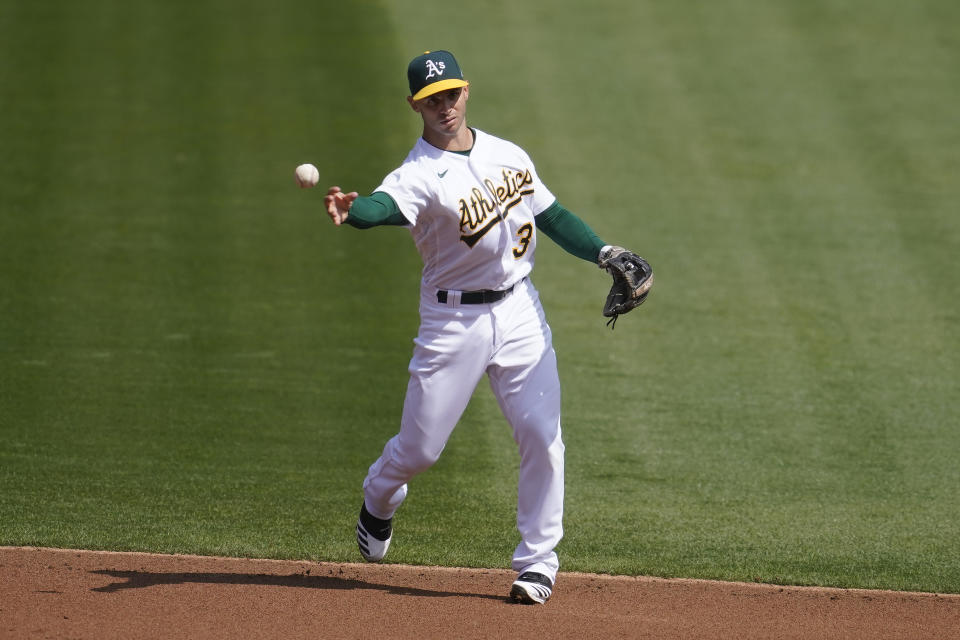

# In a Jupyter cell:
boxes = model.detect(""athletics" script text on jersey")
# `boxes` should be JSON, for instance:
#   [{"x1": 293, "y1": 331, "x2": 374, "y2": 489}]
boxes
[{"x1": 458, "y1": 168, "x2": 535, "y2": 247}]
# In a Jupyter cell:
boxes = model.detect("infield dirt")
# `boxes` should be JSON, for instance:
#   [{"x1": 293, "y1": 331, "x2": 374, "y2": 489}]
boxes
[{"x1": 2, "y1": 547, "x2": 958, "y2": 639}]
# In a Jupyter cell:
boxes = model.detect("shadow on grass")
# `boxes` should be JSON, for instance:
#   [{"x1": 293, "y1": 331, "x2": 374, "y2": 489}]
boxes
[{"x1": 90, "y1": 569, "x2": 507, "y2": 602}]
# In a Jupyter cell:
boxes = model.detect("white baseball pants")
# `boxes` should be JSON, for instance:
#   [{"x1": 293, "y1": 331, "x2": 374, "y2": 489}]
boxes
[{"x1": 362, "y1": 277, "x2": 564, "y2": 581}]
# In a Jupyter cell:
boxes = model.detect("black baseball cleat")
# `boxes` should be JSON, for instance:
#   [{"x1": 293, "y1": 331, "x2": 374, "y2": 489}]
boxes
[
  {"x1": 510, "y1": 571, "x2": 553, "y2": 604},
  {"x1": 356, "y1": 503, "x2": 392, "y2": 562}
]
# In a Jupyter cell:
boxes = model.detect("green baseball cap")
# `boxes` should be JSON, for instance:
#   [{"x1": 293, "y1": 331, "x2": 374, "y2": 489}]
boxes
[{"x1": 407, "y1": 50, "x2": 469, "y2": 101}]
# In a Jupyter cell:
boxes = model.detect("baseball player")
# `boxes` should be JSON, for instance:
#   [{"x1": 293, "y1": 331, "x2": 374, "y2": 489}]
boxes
[{"x1": 323, "y1": 50, "x2": 649, "y2": 604}]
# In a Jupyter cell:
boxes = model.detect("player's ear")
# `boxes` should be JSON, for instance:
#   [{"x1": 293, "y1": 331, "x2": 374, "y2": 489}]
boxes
[{"x1": 407, "y1": 96, "x2": 419, "y2": 112}]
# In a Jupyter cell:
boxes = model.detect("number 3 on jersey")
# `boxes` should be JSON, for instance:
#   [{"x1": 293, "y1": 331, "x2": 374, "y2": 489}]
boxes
[{"x1": 512, "y1": 223, "x2": 533, "y2": 258}]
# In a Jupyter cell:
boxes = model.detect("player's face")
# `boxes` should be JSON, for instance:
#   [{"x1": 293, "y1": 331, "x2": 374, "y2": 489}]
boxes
[{"x1": 409, "y1": 86, "x2": 469, "y2": 140}]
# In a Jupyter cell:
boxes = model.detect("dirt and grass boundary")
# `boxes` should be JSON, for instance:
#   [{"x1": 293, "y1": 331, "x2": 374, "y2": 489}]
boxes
[{"x1": 3, "y1": 546, "x2": 957, "y2": 639}]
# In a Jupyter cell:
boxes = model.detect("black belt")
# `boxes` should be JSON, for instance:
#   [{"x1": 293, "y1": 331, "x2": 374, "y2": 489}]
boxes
[{"x1": 437, "y1": 281, "x2": 517, "y2": 305}]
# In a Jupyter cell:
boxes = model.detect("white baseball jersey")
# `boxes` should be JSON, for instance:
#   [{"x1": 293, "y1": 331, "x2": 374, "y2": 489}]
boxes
[{"x1": 374, "y1": 128, "x2": 556, "y2": 292}]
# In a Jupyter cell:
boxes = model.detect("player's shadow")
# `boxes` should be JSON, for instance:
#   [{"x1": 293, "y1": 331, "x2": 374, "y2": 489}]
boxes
[{"x1": 90, "y1": 569, "x2": 505, "y2": 602}]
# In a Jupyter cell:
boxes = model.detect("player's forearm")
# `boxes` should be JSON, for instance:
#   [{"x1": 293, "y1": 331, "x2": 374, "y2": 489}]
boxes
[
  {"x1": 345, "y1": 191, "x2": 408, "y2": 229},
  {"x1": 534, "y1": 201, "x2": 606, "y2": 263}
]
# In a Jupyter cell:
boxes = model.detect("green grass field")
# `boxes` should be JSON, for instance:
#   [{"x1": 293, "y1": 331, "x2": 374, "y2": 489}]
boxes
[{"x1": 2, "y1": 0, "x2": 958, "y2": 593}]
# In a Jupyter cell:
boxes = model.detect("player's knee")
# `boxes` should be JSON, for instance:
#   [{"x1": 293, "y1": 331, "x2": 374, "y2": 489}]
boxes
[
  {"x1": 395, "y1": 440, "x2": 444, "y2": 474},
  {"x1": 514, "y1": 415, "x2": 563, "y2": 453}
]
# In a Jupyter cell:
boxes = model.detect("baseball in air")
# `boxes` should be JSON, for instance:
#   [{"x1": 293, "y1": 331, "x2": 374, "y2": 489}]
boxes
[{"x1": 295, "y1": 163, "x2": 320, "y2": 188}]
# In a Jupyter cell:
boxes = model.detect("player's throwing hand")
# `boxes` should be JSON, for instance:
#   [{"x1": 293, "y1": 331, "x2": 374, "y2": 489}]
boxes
[{"x1": 324, "y1": 186, "x2": 358, "y2": 226}]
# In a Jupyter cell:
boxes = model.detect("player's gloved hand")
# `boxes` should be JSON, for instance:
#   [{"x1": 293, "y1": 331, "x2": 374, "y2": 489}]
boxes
[{"x1": 598, "y1": 245, "x2": 654, "y2": 329}]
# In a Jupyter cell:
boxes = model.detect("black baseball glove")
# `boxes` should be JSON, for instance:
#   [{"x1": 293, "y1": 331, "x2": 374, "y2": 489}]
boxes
[{"x1": 598, "y1": 246, "x2": 654, "y2": 328}]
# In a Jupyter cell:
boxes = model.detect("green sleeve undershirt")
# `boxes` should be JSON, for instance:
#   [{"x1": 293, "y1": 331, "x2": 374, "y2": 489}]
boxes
[
  {"x1": 534, "y1": 201, "x2": 606, "y2": 263},
  {"x1": 345, "y1": 191, "x2": 408, "y2": 228},
  {"x1": 345, "y1": 192, "x2": 605, "y2": 264}
]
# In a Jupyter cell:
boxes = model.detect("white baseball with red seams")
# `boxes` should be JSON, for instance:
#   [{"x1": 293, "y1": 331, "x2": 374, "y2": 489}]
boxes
[
  {"x1": 295, "y1": 163, "x2": 319, "y2": 188},
  {"x1": 361, "y1": 128, "x2": 564, "y2": 581}
]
